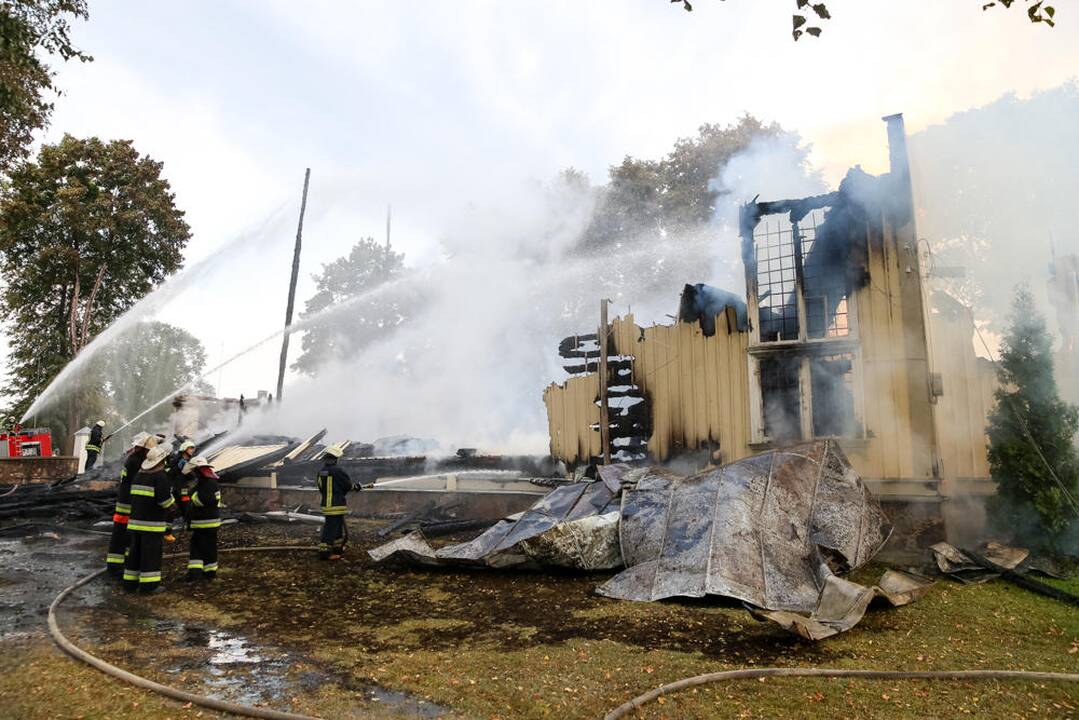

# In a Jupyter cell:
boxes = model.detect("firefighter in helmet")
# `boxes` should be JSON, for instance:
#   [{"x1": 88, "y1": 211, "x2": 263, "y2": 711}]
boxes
[
  {"x1": 105, "y1": 432, "x2": 156, "y2": 577},
  {"x1": 165, "y1": 440, "x2": 196, "y2": 536},
  {"x1": 85, "y1": 420, "x2": 106, "y2": 470},
  {"x1": 181, "y1": 455, "x2": 221, "y2": 580},
  {"x1": 124, "y1": 444, "x2": 175, "y2": 593},
  {"x1": 316, "y1": 444, "x2": 361, "y2": 560}
]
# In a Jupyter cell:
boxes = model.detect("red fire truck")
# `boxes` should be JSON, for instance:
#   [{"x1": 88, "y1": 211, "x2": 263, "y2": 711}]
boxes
[{"x1": 1, "y1": 427, "x2": 55, "y2": 458}]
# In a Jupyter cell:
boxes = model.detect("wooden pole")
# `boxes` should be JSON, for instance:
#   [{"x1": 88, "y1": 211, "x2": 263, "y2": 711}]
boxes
[
  {"x1": 276, "y1": 168, "x2": 311, "y2": 403},
  {"x1": 598, "y1": 298, "x2": 611, "y2": 464}
]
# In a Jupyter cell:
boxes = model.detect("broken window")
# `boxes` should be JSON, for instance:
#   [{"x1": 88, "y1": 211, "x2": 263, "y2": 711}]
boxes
[
  {"x1": 801, "y1": 212, "x2": 851, "y2": 339},
  {"x1": 754, "y1": 215, "x2": 799, "y2": 342},
  {"x1": 753, "y1": 209, "x2": 851, "y2": 343},
  {"x1": 810, "y1": 353, "x2": 857, "y2": 437},
  {"x1": 760, "y1": 355, "x2": 802, "y2": 443}
]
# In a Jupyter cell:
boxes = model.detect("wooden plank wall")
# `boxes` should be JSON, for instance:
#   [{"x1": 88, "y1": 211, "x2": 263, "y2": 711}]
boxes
[
  {"x1": 843, "y1": 215, "x2": 938, "y2": 492},
  {"x1": 610, "y1": 309, "x2": 752, "y2": 463},
  {"x1": 542, "y1": 308, "x2": 753, "y2": 465},
  {"x1": 927, "y1": 303, "x2": 997, "y2": 496},
  {"x1": 543, "y1": 373, "x2": 602, "y2": 465}
]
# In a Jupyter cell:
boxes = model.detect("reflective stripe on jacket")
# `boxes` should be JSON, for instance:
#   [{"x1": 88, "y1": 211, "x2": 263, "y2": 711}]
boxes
[
  {"x1": 128, "y1": 469, "x2": 174, "y2": 532},
  {"x1": 316, "y1": 463, "x2": 352, "y2": 516},
  {"x1": 189, "y1": 472, "x2": 221, "y2": 529}
]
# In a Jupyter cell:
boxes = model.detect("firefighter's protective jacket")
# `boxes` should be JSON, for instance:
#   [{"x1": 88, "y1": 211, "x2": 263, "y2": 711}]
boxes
[
  {"x1": 316, "y1": 463, "x2": 352, "y2": 515},
  {"x1": 166, "y1": 451, "x2": 190, "y2": 504},
  {"x1": 188, "y1": 471, "x2": 221, "y2": 530},
  {"x1": 128, "y1": 468, "x2": 175, "y2": 533},
  {"x1": 114, "y1": 448, "x2": 147, "y2": 521},
  {"x1": 87, "y1": 425, "x2": 104, "y2": 453}
]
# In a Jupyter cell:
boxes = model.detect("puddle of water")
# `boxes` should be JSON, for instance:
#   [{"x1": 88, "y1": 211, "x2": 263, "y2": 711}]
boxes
[
  {"x1": 0, "y1": 534, "x2": 108, "y2": 638},
  {"x1": 0, "y1": 528, "x2": 453, "y2": 717}
]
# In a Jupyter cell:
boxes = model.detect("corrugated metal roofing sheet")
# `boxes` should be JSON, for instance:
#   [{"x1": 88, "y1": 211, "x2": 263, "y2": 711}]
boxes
[{"x1": 207, "y1": 444, "x2": 288, "y2": 472}]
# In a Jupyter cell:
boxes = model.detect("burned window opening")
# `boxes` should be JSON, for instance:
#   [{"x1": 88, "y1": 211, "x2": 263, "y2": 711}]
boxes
[
  {"x1": 810, "y1": 353, "x2": 857, "y2": 438},
  {"x1": 754, "y1": 216, "x2": 800, "y2": 342},
  {"x1": 801, "y1": 211, "x2": 852, "y2": 339},
  {"x1": 752, "y1": 208, "x2": 852, "y2": 344},
  {"x1": 759, "y1": 355, "x2": 801, "y2": 443}
]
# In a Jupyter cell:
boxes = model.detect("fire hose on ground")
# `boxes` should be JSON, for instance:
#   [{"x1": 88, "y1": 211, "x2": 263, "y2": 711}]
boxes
[
  {"x1": 49, "y1": 545, "x2": 323, "y2": 720},
  {"x1": 49, "y1": 546, "x2": 1079, "y2": 720}
]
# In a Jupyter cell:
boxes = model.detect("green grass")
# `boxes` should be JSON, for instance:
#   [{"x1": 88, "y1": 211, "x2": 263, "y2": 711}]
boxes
[
  {"x1": 7, "y1": 524, "x2": 1076, "y2": 720},
  {"x1": 140, "y1": 546, "x2": 1077, "y2": 720}
]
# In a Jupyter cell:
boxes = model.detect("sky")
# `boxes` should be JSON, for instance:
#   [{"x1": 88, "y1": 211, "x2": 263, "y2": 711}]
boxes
[{"x1": 9, "y1": 0, "x2": 1079, "y2": 428}]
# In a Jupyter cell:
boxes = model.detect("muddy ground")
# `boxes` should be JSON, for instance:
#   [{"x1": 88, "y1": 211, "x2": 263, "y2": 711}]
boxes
[{"x1": 0, "y1": 518, "x2": 1076, "y2": 719}]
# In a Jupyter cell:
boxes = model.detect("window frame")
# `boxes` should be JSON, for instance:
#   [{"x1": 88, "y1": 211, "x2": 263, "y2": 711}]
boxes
[{"x1": 745, "y1": 206, "x2": 866, "y2": 446}]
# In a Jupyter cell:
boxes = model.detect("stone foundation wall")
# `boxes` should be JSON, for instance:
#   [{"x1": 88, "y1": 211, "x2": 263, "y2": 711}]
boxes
[
  {"x1": 221, "y1": 485, "x2": 548, "y2": 522},
  {"x1": 0, "y1": 457, "x2": 79, "y2": 485}
]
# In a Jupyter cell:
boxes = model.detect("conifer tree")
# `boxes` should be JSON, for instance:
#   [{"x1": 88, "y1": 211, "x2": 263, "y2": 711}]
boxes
[{"x1": 986, "y1": 284, "x2": 1079, "y2": 549}]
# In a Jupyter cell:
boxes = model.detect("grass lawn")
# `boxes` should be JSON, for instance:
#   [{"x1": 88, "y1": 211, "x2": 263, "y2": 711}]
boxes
[{"x1": 8, "y1": 522, "x2": 1077, "y2": 719}]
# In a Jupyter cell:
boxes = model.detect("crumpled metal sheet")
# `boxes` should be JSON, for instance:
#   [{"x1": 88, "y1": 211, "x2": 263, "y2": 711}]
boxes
[
  {"x1": 370, "y1": 441, "x2": 911, "y2": 639},
  {"x1": 930, "y1": 540, "x2": 1033, "y2": 584},
  {"x1": 753, "y1": 569, "x2": 934, "y2": 641},
  {"x1": 368, "y1": 477, "x2": 624, "y2": 570},
  {"x1": 598, "y1": 441, "x2": 892, "y2": 611}
]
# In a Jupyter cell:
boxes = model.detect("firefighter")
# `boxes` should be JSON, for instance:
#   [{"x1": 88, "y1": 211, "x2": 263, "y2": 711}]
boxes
[
  {"x1": 165, "y1": 440, "x2": 196, "y2": 536},
  {"x1": 123, "y1": 444, "x2": 175, "y2": 593},
  {"x1": 85, "y1": 420, "x2": 105, "y2": 469},
  {"x1": 181, "y1": 455, "x2": 220, "y2": 581},
  {"x1": 105, "y1": 432, "x2": 156, "y2": 577},
  {"x1": 316, "y1": 445, "x2": 360, "y2": 560}
]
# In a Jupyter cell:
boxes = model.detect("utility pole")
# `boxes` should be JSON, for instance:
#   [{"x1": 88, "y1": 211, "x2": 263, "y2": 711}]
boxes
[
  {"x1": 276, "y1": 168, "x2": 311, "y2": 403},
  {"x1": 598, "y1": 298, "x2": 612, "y2": 464}
]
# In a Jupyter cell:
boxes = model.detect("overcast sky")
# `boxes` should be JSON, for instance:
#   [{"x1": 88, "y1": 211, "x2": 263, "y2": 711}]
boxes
[{"x1": 16, "y1": 0, "x2": 1079, "y2": 405}]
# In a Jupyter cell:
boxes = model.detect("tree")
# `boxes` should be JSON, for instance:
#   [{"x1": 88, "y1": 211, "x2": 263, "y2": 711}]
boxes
[
  {"x1": 0, "y1": 0, "x2": 91, "y2": 173},
  {"x1": 95, "y1": 321, "x2": 212, "y2": 456},
  {"x1": 579, "y1": 115, "x2": 778, "y2": 251},
  {"x1": 0, "y1": 135, "x2": 191, "y2": 447},
  {"x1": 293, "y1": 237, "x2": 407, "y2": 375},
  {"x1": 669, "y1": 0, "x2": 1058, "y2": 39},
  {"x1": 986, "y1": 284, "x2": 1078, "y2": 549}
]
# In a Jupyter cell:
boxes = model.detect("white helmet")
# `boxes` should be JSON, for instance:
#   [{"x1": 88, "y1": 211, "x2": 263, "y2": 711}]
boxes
[
  {"x1": 95, "y1": 420, "x2": 106, "y2": 427},
  {"x1": 179, "y1": 440, "x2": 196, "y2": 453},
  {"x1": 140, "y1": 444, "x2": 170, "y2": 471},
  {"x1": 323, "y1": 444, "x2": 344, "y2": 459},
  {"x1": 181, "y1": 455, "x2": 211, "y2": 475},
  {"x1": 131, "y1": 432, "x2": 156, "y2": 449}
]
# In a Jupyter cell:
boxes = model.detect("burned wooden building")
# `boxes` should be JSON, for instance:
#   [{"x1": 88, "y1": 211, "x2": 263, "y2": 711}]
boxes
[{"x1": 543, "y1": 114, "x2": 999, "y2": 547}]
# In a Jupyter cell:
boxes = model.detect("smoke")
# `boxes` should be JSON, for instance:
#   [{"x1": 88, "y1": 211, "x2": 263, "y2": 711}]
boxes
[
  {"x1": 222, "y1": 173, "x2": 734, "y2": 453},
  {"x1": 708, "y1": 131, "x2": 828, "y2": 291},
  {"x1": 220, "y1": 135, "x2": 836, "y2": 453},
  {"x1": 909, "y1": 81, "x2": 1079, "y2": 351}
]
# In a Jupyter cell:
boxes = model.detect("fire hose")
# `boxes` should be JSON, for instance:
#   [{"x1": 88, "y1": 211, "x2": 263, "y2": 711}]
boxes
[
  {"x1": 603, "y1": 666, "x2": 1079, "y2": 720},
  {"x1": 49, "y1": 545, "x2": 323, "y2": 720},
  {"x1": 49, "y1": 546, "x2": 1079, "y2": 720}
]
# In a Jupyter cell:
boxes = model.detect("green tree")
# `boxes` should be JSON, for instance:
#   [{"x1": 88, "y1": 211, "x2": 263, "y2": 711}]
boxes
[
  {"x1": 0, "y1": 135, "x2": 191, "y2": 447},
  {"x1": 293, "y1": 237, "x2": 407, "y2": 375},
  {"x1": 986, "y1": 284, "x2": 1079, "y2": 549},
  {"x1": 0, "y1": 0, "x2": 91, "y2": 173},
  {"x1": 579, "y1": 115, "x2": 777, "y2": 251},
  {"x1": 95, "y1": 321, "x2": 212, "y2": 456}
]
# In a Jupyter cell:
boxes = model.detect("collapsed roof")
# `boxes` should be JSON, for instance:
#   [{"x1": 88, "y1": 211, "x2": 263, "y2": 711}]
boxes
[{"x1": 371, "y1": 440, "x2": 930, "y2": 639}]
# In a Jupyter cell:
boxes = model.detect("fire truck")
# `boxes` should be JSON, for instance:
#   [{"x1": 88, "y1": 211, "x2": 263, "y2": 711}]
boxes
[{"x1": 0, "y1": 427, "x2": 55, "y2": 458}]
